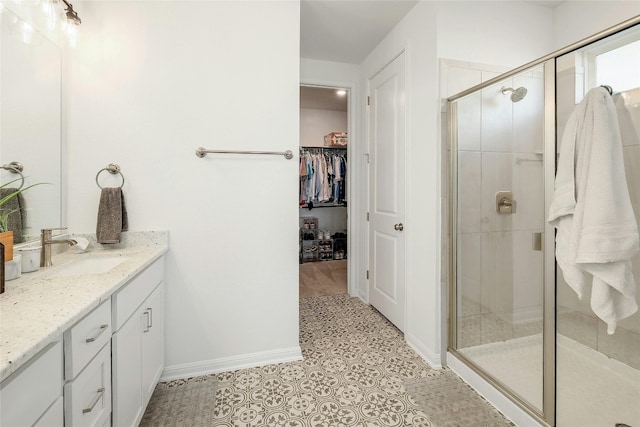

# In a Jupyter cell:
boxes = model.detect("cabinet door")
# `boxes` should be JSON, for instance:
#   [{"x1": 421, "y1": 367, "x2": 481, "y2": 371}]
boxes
[
  {"x1": 141, "y1": 284, "x2": 164, "y2": 405},
  {"x1": 112, "y1": 308, "x2": 144, "y2": 427},
  {"x1": 34, "y1": 396, "x2": 64, "y2": 427},
  {"x1": 0, "y1": 340, "x2": 63, "y2": 427}
]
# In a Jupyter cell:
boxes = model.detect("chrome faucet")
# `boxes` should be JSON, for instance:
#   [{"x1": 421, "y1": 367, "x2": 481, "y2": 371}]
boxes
[{"x1": 41, "y1": 228, "x2": 77, "y2": 267}]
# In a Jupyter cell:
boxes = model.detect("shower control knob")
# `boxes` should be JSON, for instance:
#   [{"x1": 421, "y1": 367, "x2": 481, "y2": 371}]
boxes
[
  {"x1": 394, "y1": 223, "x2": 404, "y2": 231},
  {"x1": 496, "y1": 191, "x2": 516, "y2": 214}
]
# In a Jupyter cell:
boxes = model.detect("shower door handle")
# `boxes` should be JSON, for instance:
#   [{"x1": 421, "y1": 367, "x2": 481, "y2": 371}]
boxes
[{"x1": 532, "y1": 232, "x2": 542, "y2": 251}]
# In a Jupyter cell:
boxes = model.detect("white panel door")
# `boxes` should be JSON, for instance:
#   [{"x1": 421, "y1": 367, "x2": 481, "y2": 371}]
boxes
[{"x1": 368, "y1": 52, "x2": 406, "y2": 331}]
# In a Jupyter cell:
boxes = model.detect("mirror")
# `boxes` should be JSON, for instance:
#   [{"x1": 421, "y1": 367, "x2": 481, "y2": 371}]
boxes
[{"x1": 0, "y1": 6, "x2": 62, "y2": 243}]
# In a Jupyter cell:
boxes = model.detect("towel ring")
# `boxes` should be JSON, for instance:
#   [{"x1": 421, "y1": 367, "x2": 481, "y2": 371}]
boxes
[
  {"x1": 1, "y1": 161, "x2": 25, "y2": 190},
  {"x1": 95, "y1": 163, "x2": 125, "y2": 189}
]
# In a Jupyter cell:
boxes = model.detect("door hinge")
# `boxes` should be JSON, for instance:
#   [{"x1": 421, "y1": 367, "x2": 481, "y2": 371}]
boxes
[
  {"x1": 367, "y1": 96, "x2": 370, "y2": 106},
  {"x1": 366, "y1": 270, "x2": 369, "y2": 280},
  {"x1": 366, "y1": 212, "x2": 370, "y2": 221}
]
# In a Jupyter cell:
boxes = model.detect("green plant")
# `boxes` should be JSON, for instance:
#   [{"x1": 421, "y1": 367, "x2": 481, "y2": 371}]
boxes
[{"x1": 0, "y1": 177, "x2": 47, "y2": 233}]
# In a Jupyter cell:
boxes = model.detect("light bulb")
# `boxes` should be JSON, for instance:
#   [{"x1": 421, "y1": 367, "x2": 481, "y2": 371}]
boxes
[
  {"x1": 41, "y1": 0, "x2": 57, "y2": 31},
  {"x1": 21, "y1": 21, "x2": 34, "y2": 44}
]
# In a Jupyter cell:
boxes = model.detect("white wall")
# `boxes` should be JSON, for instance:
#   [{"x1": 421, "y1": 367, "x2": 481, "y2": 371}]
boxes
[
  {"x1": 300, "y1": 108, "x2": 347, "y2": 147},
  {"x1": 66, "y1": 1, "x2": 301, "y2": 377},
  {"x1": 300, "y1": 58, "x2": 360, "y2": 87},
  {"x1": 554, "y1": 1, "x2": 640, "y2": 50},
  {"x1": 436, "y1": 1, "x2": 555, "y2": 68}
]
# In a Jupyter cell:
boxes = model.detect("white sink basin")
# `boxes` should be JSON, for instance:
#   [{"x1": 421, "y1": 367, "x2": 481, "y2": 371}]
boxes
[{"x1": 48, "y1": 255, "x2": 130, "y2": 278}]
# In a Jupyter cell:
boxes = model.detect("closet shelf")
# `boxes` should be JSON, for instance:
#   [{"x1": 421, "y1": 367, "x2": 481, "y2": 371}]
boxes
[{"x1": 300, "y1": 146, "x2": 347, "y2": 152}]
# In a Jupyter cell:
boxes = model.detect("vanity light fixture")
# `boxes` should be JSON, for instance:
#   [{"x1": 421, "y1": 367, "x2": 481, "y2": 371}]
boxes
[{"x1": 61, "y1": 0, "x2": 81, "y2": 25}]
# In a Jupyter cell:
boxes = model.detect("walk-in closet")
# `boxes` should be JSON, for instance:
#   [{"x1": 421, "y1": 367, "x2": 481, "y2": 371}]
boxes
[{"x1": 299, "y1": 86, "x2": 349, "y2": 297}]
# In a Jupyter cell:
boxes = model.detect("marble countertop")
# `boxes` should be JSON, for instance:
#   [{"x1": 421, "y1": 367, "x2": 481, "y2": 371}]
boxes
[{"x1": 0, "y1": 231, "x2": 168, "y2": 382}]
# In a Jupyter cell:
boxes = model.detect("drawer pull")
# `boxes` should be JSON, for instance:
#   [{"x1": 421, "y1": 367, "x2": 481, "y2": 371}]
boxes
[
  {"x1": 143, "y1": 310, "x2": 150, "y2": 333},
  {"x1": 143, "y1": 308, "x2": 153, "y2": 332},
  {"x1": 82, "y1": 387, "x2": 105, "y2": 414},
  {"x1": 85, "y1": 324, "x2": 108, "y2": 343}
]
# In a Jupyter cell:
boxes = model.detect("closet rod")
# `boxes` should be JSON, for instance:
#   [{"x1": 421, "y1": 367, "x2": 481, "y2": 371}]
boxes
[
  {"x1": 300, "y1": 147, "x2": 347, "y2": 151},
  {"x1": 196, "y1": 147, "x2": 293, "y2": 160}
]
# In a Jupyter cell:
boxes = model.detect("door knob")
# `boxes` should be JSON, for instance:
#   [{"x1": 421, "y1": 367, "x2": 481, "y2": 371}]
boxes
[{"x1": 394, "y1": 223, "x2": 404, "y2": 231}]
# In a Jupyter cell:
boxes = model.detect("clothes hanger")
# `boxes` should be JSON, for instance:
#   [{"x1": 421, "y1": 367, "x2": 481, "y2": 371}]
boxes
[{"x1": 600, "y1": 85, "x2": 613, "y2": 95}]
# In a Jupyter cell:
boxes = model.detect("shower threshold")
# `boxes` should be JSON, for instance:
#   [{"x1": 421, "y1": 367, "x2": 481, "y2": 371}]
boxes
[{"x1": 459, "y1": 334, "x2": 640, "y2": 427}]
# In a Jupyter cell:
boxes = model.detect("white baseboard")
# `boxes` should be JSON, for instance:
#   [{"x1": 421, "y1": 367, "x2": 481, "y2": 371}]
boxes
[
  {"x1": 447, "y1": 352, "x2": 544, "y2": 427},
  {"x1": 161, "y1": 346, "x2": 303, "y2": 382},
  {"x1": 406, "y1": 333, "x2": 443, "y2": 369}
]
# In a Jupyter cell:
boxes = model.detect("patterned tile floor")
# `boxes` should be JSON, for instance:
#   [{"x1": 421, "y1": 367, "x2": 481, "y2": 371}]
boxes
[{"x1": 142, "y1": 294, "x2": 512, "y2": 426}]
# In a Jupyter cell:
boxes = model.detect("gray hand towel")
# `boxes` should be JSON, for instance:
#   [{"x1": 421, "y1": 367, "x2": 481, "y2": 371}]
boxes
[
  {"x1": 0, "y1": 188, "x2": 26, "y2": 243},
  {"x1": 96, "y1": 187, "x2": 128, "y2": 244}
]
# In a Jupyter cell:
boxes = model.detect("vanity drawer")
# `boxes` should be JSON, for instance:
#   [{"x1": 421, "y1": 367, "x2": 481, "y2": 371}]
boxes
[
  {"x1": 0, "y1": 340, "x2": 63, "y2": 427},
  {"x1": 64, "y1": 299, "x2": 112, "y2": 380},
  {"x1": 64, "y1": 342, "x2": 111, "y2": 427},
  {"x1": 112, "y1": 257, "x2": 163, "y2": 331}
]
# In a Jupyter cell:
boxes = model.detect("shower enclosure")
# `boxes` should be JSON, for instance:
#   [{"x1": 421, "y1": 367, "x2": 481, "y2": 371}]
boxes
[{"x1": 448, "y1": 18, "x2": 640, "y2": 427}]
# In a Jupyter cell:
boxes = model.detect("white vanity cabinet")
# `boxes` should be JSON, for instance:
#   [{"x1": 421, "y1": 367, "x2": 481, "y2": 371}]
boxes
[
  {"x1": 111, "y1": 258, "x2": 164, "y2": 427},
  {"x1": 0, "y1": 340, "x2": 64, "y2": 427},
  {"x1": 0, "y1": 251, "x2": 166, "y2": 427}
]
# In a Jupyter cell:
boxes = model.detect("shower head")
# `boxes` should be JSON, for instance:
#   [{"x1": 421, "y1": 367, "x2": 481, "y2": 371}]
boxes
[{"x1": 501, "y1": 86, "x2": 528, "y2": 102}]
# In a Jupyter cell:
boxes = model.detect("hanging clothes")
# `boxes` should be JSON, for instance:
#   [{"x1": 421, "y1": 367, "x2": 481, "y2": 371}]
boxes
[{"x1": 299, "y1": 148, "x2": 347, "y2": 208}]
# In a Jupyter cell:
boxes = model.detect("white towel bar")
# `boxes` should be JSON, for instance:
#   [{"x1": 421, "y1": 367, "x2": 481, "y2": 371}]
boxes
[{"x1": 195, "y1": 147, "x2": 293, "y2": 160}]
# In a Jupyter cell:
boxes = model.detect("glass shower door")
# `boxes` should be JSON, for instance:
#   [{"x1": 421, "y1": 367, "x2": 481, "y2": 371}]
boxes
[
  {"x1": 555, "y1": 24, "x2": 640, "y2": 427},
  {"x1": 451, "y1": 64, "x2": 548, "y2": 415}
]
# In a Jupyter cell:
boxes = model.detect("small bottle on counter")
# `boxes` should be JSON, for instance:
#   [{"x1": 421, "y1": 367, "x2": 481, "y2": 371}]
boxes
[{"x1": 1, "y1": 242, "x2": 5, "y2": 294}]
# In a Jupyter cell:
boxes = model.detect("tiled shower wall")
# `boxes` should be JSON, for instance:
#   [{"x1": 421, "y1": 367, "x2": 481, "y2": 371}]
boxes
[
  {"x1": 442, "y1": 60, "x2": 545, "y2": 349},
  {"x1": 556, "y1": 54, "x2": 640, "y2": 370}
]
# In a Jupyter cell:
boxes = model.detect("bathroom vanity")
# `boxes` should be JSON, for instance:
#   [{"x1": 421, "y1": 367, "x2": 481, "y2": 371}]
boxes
[{"x1": 0, "y1": 232, "x2": 168, "y2": 426}]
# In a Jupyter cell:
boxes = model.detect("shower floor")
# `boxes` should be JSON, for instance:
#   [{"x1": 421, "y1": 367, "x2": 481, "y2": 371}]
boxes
[{"x1": 460, "y1": 334, "x2": 640, "y2": 427}]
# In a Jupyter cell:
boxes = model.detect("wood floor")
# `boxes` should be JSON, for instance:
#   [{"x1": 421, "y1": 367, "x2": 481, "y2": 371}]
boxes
[{"x1": 299, "y1": 259, "x2": 347, "y2": 298}]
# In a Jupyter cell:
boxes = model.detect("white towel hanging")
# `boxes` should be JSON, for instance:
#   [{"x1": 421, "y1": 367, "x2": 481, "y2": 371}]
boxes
[{"x1": 548, "y1": 86, "x2": 639, "y2": 334}]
